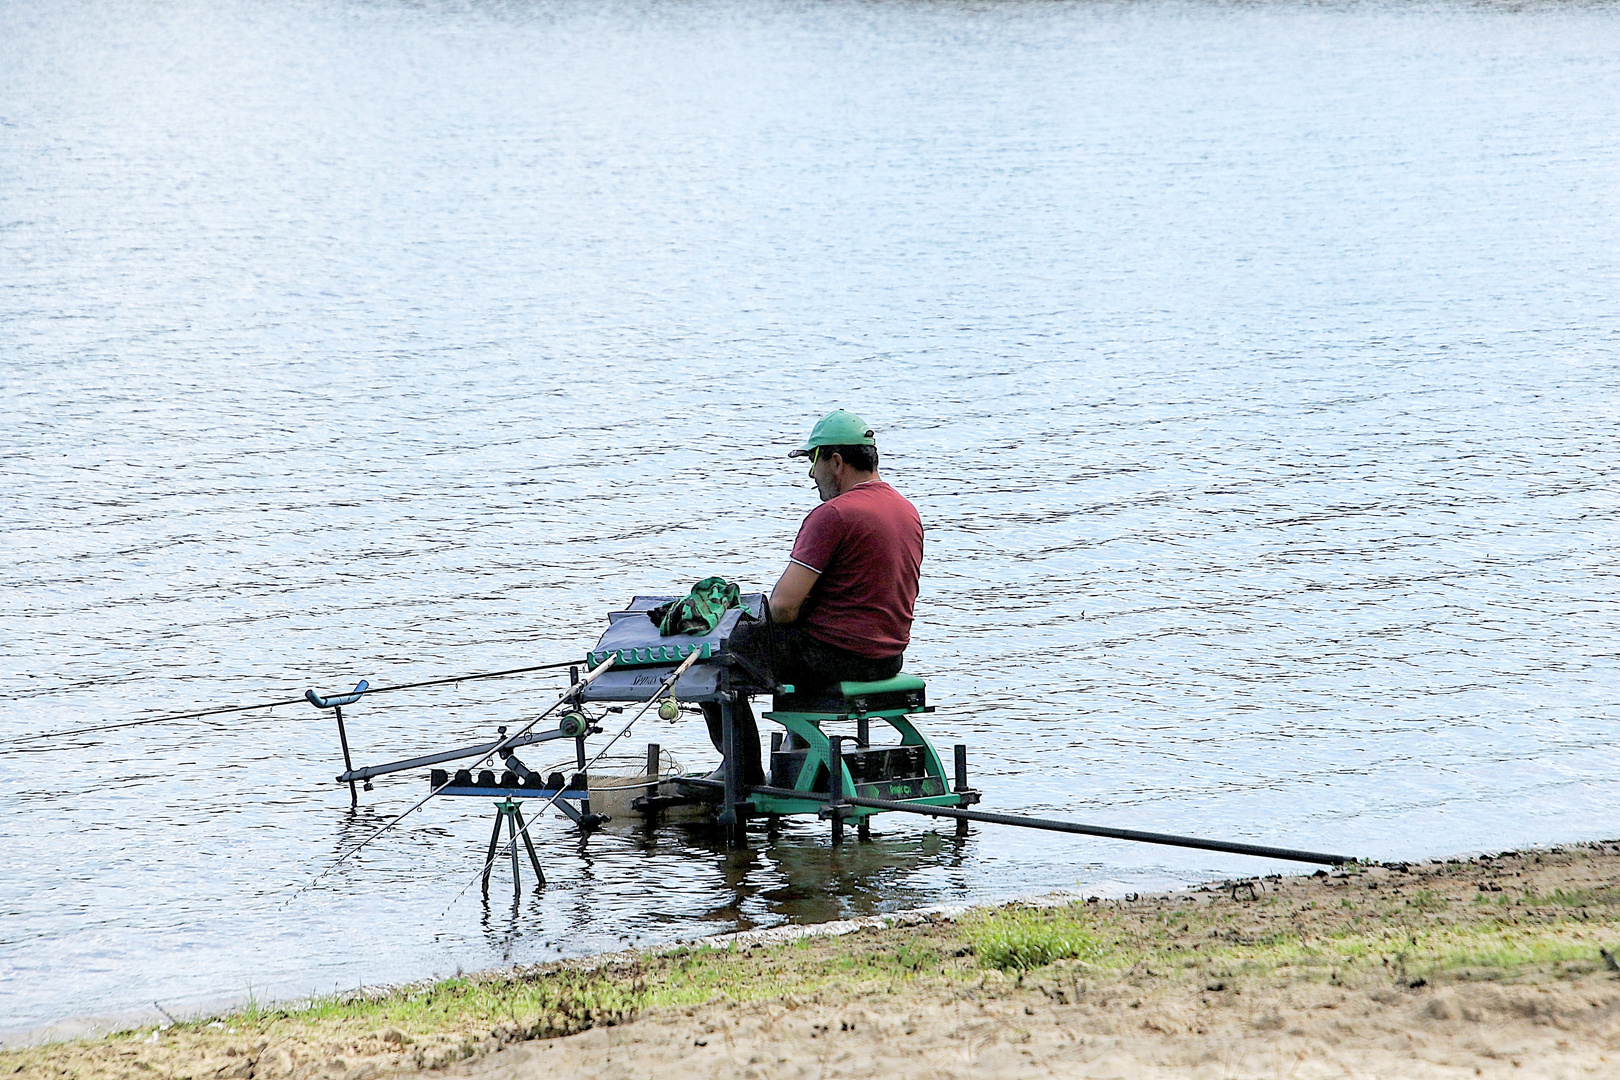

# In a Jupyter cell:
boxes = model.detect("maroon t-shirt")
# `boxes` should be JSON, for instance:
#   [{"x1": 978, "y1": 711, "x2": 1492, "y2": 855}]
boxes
[{"x1": 788, "y1": 480, "x2": 923, "y2": 659}]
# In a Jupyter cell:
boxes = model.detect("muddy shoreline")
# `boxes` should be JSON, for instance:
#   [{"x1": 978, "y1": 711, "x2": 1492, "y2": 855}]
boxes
[{"x1": 9, "y1": 842, "x2": 1620, "y2": 1078}]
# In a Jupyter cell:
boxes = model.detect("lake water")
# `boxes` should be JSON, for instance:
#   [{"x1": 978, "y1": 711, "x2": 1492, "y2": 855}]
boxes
[{"x1": 3, "y1": 0, "x2": 1618, "y2": 1037}]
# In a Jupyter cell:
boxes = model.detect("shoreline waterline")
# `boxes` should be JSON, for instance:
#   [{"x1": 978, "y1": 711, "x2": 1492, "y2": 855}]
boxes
[{"x1": 8, "y1": 838, "x2": 1619, "y2": 1076}]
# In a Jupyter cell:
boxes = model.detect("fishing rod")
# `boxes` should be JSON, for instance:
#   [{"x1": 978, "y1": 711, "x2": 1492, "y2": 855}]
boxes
[
  {"x1": 681, "y1": 778, "x2": 1354, "y2": 866},
  {"x1": 444, "y1": 648, "x2": 705, "y2": 910},
  {"x1": 290, "y1": 657, "x2": 618, "y2": 899},
  {"x1": 847, "y1": 794, "x2": 1355, "y2": 865},
  {"x1": 1, "y1": 659, "x2": 583, "y2": 748}
]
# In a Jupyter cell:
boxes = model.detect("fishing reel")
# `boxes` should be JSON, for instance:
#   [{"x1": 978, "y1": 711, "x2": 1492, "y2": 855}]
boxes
[{"x1": 557, "y1": 711, "x2": 591, "y2": 738}]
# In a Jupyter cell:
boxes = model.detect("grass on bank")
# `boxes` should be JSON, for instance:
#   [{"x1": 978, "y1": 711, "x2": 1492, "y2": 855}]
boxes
[{"x1": 8, "y1": 872, "x2": 1620, "y2": 1080}]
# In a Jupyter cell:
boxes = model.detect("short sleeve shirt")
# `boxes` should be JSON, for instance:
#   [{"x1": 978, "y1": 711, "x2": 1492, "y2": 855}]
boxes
[{"x1": 788, "y1": 480, "x2": 923, "y2": 659}]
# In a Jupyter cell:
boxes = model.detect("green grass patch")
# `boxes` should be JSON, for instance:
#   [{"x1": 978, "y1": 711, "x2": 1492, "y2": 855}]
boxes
[
  {"x1": 964, "y1": 906, "x2": 1106, "y2": 971},
  {"x1": 191, "y1": 929, "x2": 980, "y2": 1047},
  {"x1": 223, "y1": 967, "x2": 652, "y2": 1042}
]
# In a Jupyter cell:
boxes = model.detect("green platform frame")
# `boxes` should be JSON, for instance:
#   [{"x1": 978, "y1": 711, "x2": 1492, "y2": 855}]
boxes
[{"x1": 752, "y1": 674, "x2": 967, "y2": 819}]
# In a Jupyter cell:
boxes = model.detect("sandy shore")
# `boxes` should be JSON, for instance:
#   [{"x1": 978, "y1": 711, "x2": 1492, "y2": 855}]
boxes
[{"x1": 9, "y1": 842, "x2": 1620, "y2": 1079}]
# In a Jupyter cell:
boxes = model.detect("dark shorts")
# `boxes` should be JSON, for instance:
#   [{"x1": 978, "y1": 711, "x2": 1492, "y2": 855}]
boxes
[{"x1": 772, "y1": 626, "x2": 903, "y2": 690}]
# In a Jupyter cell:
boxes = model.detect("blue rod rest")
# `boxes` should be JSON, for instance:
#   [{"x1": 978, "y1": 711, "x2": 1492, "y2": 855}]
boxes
[{"x1": 306, "y1": 680, "x2": 370, "y2": 710}]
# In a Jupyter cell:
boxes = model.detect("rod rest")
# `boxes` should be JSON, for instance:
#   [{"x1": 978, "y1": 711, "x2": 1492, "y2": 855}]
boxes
[
  {"x1": 306, "y1": 680, "x2": 369, "y2": 709},
  {"x1": 432, "y1": 767, "x2": 588, "y2": 793}
]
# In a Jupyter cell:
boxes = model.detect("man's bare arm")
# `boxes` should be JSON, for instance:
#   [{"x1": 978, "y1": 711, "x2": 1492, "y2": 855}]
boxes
[{"x1": 770, "y1": 562, "x2": 820, "y2": 624}]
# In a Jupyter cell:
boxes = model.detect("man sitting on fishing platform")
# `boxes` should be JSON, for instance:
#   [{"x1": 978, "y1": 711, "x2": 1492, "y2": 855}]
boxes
[{"x1": 701, "y1": 409, "x2": 924, "y2": 786}]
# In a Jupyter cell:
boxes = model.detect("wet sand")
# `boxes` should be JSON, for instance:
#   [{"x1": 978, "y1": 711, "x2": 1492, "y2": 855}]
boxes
[{"x1": 9, "y1": 843, "x2": 1620, "y2": 1079}]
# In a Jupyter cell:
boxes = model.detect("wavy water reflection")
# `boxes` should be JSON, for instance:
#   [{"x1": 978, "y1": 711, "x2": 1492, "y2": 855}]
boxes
[{"x1": 3, "y1": 0, "x2": 1619, "y2": 1035}]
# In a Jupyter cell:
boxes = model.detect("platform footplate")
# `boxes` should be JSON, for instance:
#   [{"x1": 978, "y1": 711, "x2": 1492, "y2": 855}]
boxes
[{"x1": 854, "y1": 775, "x2": 947, "y2": 800}]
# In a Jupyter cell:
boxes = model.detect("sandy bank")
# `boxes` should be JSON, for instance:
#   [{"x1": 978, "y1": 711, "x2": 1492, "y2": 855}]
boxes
[{"x1": 9, "y1": 842, "x2": 1620, "y2": 1079}]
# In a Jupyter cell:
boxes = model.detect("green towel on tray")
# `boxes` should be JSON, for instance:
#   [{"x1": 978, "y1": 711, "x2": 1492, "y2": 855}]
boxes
[{"x1": 648, "y1": 577, "x2": 742, "y2": 636}]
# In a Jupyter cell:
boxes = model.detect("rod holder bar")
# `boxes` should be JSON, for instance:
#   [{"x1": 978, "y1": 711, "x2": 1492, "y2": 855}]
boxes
[{"x1": 339, "y1": 726, "x2": 573, "y2": 784}]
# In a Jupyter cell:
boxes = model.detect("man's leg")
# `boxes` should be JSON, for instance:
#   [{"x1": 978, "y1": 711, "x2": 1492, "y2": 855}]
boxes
[{"x1": 700, "y1": 699, "x2": 765, "y2": 786}]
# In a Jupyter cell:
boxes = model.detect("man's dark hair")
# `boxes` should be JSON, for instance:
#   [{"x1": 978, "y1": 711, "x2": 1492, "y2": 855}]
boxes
[{"x1": 822, "y1": 444, "x2": 879, "y2": 472}]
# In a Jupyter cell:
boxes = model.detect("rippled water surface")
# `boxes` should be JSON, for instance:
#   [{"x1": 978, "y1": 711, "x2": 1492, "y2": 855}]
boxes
[{"x1": 3, "y1": 0, "x2": 1619, "y2": 1034}]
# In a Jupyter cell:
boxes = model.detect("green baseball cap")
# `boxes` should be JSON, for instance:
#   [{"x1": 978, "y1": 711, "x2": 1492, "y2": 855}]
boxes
[{"x1": 789, "y1": 409, "x2": 877, "y2": 457}]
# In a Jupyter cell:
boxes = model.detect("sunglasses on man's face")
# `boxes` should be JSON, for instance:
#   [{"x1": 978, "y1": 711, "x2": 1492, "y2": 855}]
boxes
[{"x1": 800, "y1": 447, "x2": 838, "y2": 473}]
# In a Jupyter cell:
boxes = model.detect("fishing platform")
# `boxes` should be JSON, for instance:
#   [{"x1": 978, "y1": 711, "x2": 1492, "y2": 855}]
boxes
[
  {"x1": 308, "y1": 592, "x2": 1352, "y2": 898},
  {"x1": 577, "y1": 593, "x2": 979, "y2": 845}
]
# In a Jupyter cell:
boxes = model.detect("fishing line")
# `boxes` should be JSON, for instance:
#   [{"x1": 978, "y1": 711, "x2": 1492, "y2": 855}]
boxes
[
  {"x1": 442, "y1": 649, "x2": 703, "y2": 912},
  {"x1": 285, "y1": 657, "x2": 618, "y2": 902},
  {"x1": 1, "y1": 659, "x2": 582, "y2": 748}
]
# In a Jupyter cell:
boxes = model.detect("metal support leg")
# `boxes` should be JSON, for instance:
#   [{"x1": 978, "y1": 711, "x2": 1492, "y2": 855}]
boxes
[
  {"x1": 852, "y1": 721, "x2": 870, "y2": 839},
  {"x1": 574, "y1": 734, "x2": 592, "y2": 821},
  {"x1": 719, "y1": 694, "x2": 747, "y2": 848},
  {"x1": 481, "y1": 809, "x2": 505, "y2": 896},
  {"x1": 483, "y1": 800, "x2": 543, "y2": 897},
  {"x1": 644, "y1": 743, "x2": 661, "y2": 824},
  {"x1": 954, "y1": 744, "x2": 970, "y2": 836},
  {"x1": 513, "y1": 804, "x2": 545, "y2": 887},
  {"x1": 506, "y1": 807, "x2": 521, "y2": 897},
  {"x1": 334, "y1": 705, "x2": 358, "y2": 807},
  {"x1": 829, "y1": 735, "x2": 846, "y2": 847}
]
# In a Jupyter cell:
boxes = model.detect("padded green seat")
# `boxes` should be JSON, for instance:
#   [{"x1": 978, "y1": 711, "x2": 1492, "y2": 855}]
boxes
[
  {"x1": 771, "y1": 674, "x2": 926, "y2": 717},
  {"x1": 839, "y1": 674, "x2": 925, "y2": 697}
]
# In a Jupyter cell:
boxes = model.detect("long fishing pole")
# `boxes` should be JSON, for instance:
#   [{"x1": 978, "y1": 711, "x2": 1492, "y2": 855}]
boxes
[
  {"x1": 686, "y1": 779, "x2": 1356, "y2": 866},
  {"x1": 289, "y1": 657, "x2": 617, "y2": 899},
  {"x1": 443, "y1": 649, "x2": 704, "y2": 910},
  {"x1": 2, "y1": 659, "x2": 583, "y2": 748}
]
